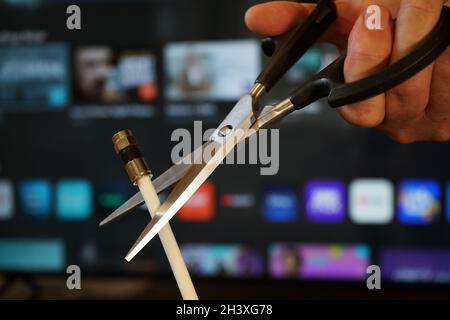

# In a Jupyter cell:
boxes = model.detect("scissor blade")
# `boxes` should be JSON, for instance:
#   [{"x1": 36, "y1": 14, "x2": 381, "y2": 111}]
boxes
[
  {"x1": 99, "y1": 143, "x2": 211, "y2": 227},
  {"x1": 99, "y1": 192, "x2": 144, "y2": 226},
  {"x1": 126, "y1": 142, "x2": 231, "y2": 261},
  {"x1": 125, "y1": 94, "x2": 254, "y2": 261}
]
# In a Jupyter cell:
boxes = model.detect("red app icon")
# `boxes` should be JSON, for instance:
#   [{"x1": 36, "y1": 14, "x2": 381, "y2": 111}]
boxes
[
  {"x1": 138, "y1": 82, "x2": 158, "y2": 101},
  {"x1": 178, "y1": 180, "x2": 215, "y2": 221}
]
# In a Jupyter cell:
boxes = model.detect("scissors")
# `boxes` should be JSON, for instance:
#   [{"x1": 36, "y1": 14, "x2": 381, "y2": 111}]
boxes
[{"x1": 100, "y1": 0, "x2": 450, "y2": 261}]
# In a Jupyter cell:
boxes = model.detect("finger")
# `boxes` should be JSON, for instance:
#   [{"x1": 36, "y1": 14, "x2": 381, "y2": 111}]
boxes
[
  {"x1": 337, "y1": 5, "x2": 393, "y2": 128},
  {"x1": 426, "y1": 2, "x2": 450, "y2": 124},
  {"x1": 427, "y1": 48, "x2": 450, "y2": 123},
  {"x1": 244, "y1": 1, "x2": 400, "y2": 48},
  {"x1": 244, "y1": 1, "x2": 349, "y2": 47},
  {"x1": 385, "y1": 0, "x2": 445, "y2": 122},
  {"x1": 244, "y1": 1, "x2": 310, "y2": 36}
]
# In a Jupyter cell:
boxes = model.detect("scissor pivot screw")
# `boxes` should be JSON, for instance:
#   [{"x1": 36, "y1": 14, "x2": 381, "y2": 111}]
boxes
[{"x1": 218, "y1": 125, "x2": 232, "y2": 137}]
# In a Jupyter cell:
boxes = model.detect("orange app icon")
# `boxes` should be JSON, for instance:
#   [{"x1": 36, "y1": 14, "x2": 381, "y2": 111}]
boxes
[
  {"x1": 178, "y1": 180, "x2": 215, "y2": 221},
  {"x1": 138, "y1": 83, "x2": 158, "y2": 101}
]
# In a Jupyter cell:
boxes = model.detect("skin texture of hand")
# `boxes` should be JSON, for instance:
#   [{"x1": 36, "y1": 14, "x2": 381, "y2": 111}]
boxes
[{"x1": 245, "y1": 0, "x2": 450, "y2": 143}]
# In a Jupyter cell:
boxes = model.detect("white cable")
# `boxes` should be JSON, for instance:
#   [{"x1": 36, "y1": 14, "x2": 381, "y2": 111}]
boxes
[{"x1": 137, "y1": 176, "x2": 198, "y2": 300}]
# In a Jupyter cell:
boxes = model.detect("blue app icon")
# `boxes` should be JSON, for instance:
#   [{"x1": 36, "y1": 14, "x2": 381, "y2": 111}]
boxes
[
  {"x1": 56, "y1": 179, "x2": 92, "y2": 220},
  {"x1": 18, "y1": 180, "x2": 52, "y2": 218},
  {"x1": 262, "y1": 185, "x2": 299, "y2": 222},
  {"x1": 397, "y1": 180, "x2": 440, "y2": 224},
  {"x1": 48, "y1": 85, "x2": 68, "y2": 108}
]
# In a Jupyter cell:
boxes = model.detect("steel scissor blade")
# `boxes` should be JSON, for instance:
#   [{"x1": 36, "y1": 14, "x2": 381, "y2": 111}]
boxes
[
  {"x1": 99, "y1": 192, "x2": 144, "y2": 227},
  {"x1": 126, "y1": 140, "x2": 236, "y2": 261},
  {"x1": 125, "y1": 94, "x2": 254, "y2": 261}
]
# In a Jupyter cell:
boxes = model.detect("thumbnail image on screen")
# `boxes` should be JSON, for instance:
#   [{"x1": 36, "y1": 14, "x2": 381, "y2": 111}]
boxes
[
  {"x1": 0, "y1": 44, "x2": 69, "y2": 110},
  {"x1": 73, "y1": 46, "x2": 158, "y2": 104},
  {"x1": 181, "y1": 243, "x2": 263, "y2": 278},
  {"x1": 269, "y1": 243, "x2": 370, "y2": 280},
  {"x1": 164, "y1": 39, "x2": 261, "y2": 101}
]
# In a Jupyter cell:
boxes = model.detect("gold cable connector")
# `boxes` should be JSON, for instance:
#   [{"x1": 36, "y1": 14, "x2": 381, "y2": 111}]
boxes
[{"x1": 112, "y1": 130, "x2": 152, "y2": 185}]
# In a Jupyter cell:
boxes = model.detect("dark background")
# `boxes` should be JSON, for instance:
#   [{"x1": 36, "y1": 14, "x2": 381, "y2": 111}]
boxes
[{"x1": 0, "y1": 0, "x2": 449, "y2": 299}]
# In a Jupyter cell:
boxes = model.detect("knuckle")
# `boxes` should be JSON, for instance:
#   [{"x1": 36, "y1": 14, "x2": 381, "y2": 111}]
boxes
[
  {"x1": 341, "y1": 100, "x2": 385, "y2": 128},
  {"x1": 353, "y1": 112, "x2": 384, "y2": 128},
  {"x1": 389, "y1": 80, "x2": 422, "y2": 101},
  {"x1": 390, "y1": 130, "x2": 417, "y2": 144},
  {"x1": 350, "y1": 48, "x2": 389, "y2": 66},
  {"x1": 432, "y1": 128, "x2": 450, "y2": 142},
  {"x1": 402, "y1": 1, "x2": 441, "y2": 19}
]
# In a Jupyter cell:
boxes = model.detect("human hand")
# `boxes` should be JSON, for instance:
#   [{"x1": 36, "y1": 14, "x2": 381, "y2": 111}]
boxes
[{"x1": 245, "y1": 0, "x2": 450, "y2": 143}]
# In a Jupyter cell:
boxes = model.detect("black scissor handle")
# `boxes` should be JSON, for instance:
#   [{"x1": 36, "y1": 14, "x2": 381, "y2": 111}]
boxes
[
  {"x1": 256, "y1": 0, "x2": 336, "y2": 92},
  {"x1": 290, "y1": 6, "x2": 450, "y2": 110}
]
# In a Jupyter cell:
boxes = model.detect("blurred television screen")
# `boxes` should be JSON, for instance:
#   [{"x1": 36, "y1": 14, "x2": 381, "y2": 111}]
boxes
[{"x1": 0, "y1": 0, "x2": 449, "y2": 298}]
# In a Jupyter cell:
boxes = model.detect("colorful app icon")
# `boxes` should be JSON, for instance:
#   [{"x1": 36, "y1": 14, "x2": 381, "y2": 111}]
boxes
[
  {"x1": 0, "y1": 179, "x2": 14, "y2": 220},
  {"x1": 178, "y1": 180, "x2": 215, "y2": 221},
  {"x1": 56, "y1": 179, "x2": 92, "y2": 220},
  {"x1": 97, "y1": 182, "x2": 132, "y2": 213},
  {"x1": 397, "y1": 180, "x2": 440, "y2": 224},
  {"x1": 138, "y1": 83, "x2": 158, "y2": 101},
  {"x1": 349, "y1": 179, "x2": 394, "y2": 224},
  {"x1": 48, "y1": 85, "x2": 68, "y2": 108},
  {"x1": 18, "y1": 179, "x2": 52, "y2": 218},
  {"x1": 262, "y1": 185, "x2": 299, "y2": 222},
  {"x1": 304, "y1": 180, "x2": 345, "y2": 223}
]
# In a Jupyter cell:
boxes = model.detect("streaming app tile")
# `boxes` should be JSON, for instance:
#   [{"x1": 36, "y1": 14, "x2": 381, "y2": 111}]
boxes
[
  {"x1": 18, "y1": 179, "x2": 52, "y2": 218},
  {"x1": 164, "y1": 40, "x2": 260, "y2": 101},
  {"x1": 349, "y1": 179, "x2": 394, "y2": 224},
  {"x1": 397, "y1": 180, "x2": 440, "y2": 224},
  {"x1": 269, "y1": 243, "x2": 370, "y2": 280},
  {"x1": 304, "y1": 180, "x2": 345, "y2": 223},
  {"x1": 447, "y1": 183, "x2": 450, "y2": 223},
  {"x1": 0, "y1": 239, "x2": 64, "y2": 272},
  {"x1": 0, "y1": 179, "x2": 14, "y2": 220},
  {"x1": 380, "y1": 248, "x2": 450, "y2": 283},
  {"x1": 0, "y1": 44, "x2": 70, "y2": 109},
  {"x1": 178, "y1": 180, "x2": 215, "y2": 221},
  {"x1": 73, "y1": 47, "x2": 158, "y2": 103},
  {"x1": 181, "y1": 244, "x2": 263, "y2": 277},
  {"x1": 262, "y1": 185, "x2": 299, "y2": 222},
  {"x1": 56, "y1": 179, "x2": 93, "y2": 220}
]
